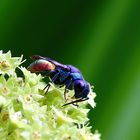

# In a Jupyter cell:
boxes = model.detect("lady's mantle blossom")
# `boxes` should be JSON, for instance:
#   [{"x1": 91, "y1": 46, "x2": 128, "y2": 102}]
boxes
[{"x1": 0, "y1": 51, "x2": 100, "y2": 140}]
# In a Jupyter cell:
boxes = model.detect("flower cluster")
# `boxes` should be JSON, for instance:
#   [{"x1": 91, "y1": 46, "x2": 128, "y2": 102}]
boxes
[{"x1": 0, "y1": 51, "x2": 100, "y2": 140}]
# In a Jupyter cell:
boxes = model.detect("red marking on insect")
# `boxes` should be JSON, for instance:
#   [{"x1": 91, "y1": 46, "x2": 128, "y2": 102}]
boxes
[{"x1": 27, "y1": 59, "x2": 55, "y2": 72}]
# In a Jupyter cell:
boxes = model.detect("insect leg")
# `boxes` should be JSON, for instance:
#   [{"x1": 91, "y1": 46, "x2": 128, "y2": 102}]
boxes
[
  {"x1": 51, "y1": 72, "x2": 60, "y2": 82},
  {"x1": 64, "y1": 89, "x2": 68, "y2": 101},
  {"x1": 62, "y1": 97, "x2": 89, "y2": 107},
  {"x1": 64, "y1": 78, "x2": 73, "y2": 101},
  {"x1": 43, "y1": 83, "x2": 51, "y2": 94},
  {"x1": 43, "y1": 71, "x2": 52, "y2": 94},
  {"x1": 44, "y1": 72, "x2": 60, "y2": 94}
]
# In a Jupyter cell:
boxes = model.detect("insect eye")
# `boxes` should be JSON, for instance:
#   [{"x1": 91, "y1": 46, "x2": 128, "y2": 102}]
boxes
[
  {"x1": 77, "y1": 83, "x2": 83, "y2": 89},
  {"x1": 74, "y1": 81, "x2": 85, "y2": 92}
]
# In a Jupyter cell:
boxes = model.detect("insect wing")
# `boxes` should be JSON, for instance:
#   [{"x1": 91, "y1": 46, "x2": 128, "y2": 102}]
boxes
[{"x1": 31, "y1": 55, "x2": 69, "y2": 70}]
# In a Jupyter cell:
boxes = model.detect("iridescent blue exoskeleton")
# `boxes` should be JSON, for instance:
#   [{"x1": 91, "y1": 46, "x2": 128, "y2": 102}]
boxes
[{"x1": 27, "y1": 55, "x2": 90, "y2": 106}]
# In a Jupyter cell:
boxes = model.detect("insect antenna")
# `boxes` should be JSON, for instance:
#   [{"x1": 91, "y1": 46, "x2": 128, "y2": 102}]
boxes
[{"x1": 62, "y1": 97, "x2": 89, "y2": 107}]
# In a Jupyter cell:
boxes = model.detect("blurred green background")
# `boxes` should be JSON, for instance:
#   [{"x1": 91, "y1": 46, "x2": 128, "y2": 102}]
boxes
[{"x1": 0, "y1": 0, "x2": 140, "y2": 140}]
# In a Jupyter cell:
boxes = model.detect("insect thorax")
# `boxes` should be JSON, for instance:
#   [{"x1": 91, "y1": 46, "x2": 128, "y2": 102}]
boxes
[
  {"x1": 59, "y1": 69, "x2": 70, "y2": 82},
  {"x1": 70, "y1": 73, "x2": 83, "y2": 80}
]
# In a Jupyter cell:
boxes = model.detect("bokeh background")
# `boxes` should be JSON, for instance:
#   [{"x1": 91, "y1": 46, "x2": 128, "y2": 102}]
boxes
[{"x1": 0, "y1": 1, "x2": 140, "y2": 140}]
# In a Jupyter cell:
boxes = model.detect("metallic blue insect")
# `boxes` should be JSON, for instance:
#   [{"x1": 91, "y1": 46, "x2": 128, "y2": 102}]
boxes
[{"x1": 27, "y1": 55, "x2": 90, "y2": 106}]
